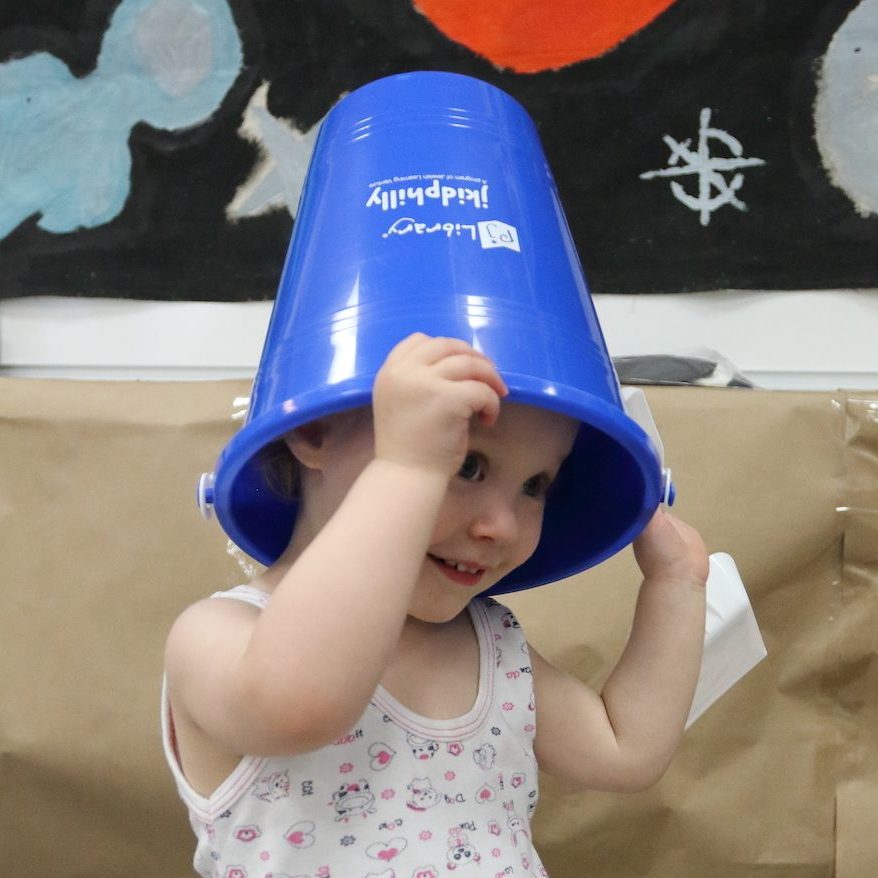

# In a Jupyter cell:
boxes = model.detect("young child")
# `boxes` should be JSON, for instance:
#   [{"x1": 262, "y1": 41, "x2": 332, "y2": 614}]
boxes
[{"x1": 163, "y1": 332, "x2": 708, "y2": 878}]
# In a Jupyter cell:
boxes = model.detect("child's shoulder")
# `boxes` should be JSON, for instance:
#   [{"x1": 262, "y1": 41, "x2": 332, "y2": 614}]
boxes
[
  {"x1": 172, "y1": 585, "x2": 267, "y2": 626},
  {"x1": 172, "y1": 584, "x2": 270, "y2": 628},
  {"x1": 165, "y1": 587, "x2": 264, "y2": 669}
]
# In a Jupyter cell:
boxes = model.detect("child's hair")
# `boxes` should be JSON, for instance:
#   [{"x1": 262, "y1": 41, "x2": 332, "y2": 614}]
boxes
[
  {"x1": 255, "y1": 406, "x2": 373, "y2": 503},
  {"x1": 257, "y1": 440, "x2": 300, "y2": 501}
]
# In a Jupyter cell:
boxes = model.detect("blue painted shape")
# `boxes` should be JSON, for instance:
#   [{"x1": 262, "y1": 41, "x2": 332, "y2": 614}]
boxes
[{"x1": 0, "y1": 0, "x2": 243, "y2": 238}]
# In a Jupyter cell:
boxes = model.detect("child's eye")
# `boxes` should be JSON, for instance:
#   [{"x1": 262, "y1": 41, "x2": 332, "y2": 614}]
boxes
[
  {"x1": 457, "y1": 453, "x2": 484, "y2": 482},
  {"x1": 523, "y1": 474, "x2": 551, "y2": 499}
]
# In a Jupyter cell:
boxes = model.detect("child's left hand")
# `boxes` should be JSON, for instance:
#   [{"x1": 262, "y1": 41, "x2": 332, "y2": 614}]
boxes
[
  {"x1": 530, "y1": 508, "x2": 708, "y2": 793},
  {"x1": 633, "y1": 509, "x2": 709, "y2": 590}
]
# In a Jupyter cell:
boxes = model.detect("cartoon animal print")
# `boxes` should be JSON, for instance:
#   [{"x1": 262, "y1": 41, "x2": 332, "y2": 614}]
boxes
[
  {"x1": 507, "y1": 814, "x2": 530, "y2": 847},
  {"x1": 472, "y1": 743, "x2": 496, "y2": 771},
  {"x1": 250, "y1": 769, "x2": 290, "y2": 801},
  {"x1": 445, "y1": 827, "x2": 481, "y2": 870},
  {"x1": 406, "y1": 777, "x2": 442, "y2": 811},
  {"x1": 501, "y1": 611, "x2": 519, "y2": 629},
  {"x1": 407, "y1": 733, "x2": 439, "y2": 760},
  {"x1": 330, "y1": 779, "x2": 377, "y2": 821}
]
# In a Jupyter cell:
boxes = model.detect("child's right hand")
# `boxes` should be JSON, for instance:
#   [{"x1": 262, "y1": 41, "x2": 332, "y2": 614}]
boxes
[
  {"x1": 633, "y1": 509, "x2": 709, "y2": 590},
  {"x1": 372, "y1": 333, "x2": 508, "y2": 480}
]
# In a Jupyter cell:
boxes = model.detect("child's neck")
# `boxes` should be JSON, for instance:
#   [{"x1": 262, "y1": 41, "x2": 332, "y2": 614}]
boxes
[
  {"x1": 250, "y1": 547, "x2": 482, "y2": 720},
  {"x1": 380, "y1": 609, "x2": 480, "y2": 720}
]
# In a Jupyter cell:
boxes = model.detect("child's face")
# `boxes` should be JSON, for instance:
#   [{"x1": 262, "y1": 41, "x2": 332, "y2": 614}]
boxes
[
  {"x1": 294, "y1": 402, "x2": 577, "y2": 621},
  {"x1": 409, "y1": 403, "x2": 578, "y2": 622}
]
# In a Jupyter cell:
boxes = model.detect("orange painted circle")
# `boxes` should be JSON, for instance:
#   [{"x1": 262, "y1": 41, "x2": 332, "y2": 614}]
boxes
[{"x1": 415, "y1": 0, "x2": 678, "y2": 73}]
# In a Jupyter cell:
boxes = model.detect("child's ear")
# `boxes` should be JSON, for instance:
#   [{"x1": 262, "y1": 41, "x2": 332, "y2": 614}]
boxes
[{"x1": 284, "y1": 420, "x2": 328, "y2": 470}]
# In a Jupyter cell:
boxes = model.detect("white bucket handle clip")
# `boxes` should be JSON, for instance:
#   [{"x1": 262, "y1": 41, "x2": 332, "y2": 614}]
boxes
[
  {"x1": 620, "y1": 386, "x2": 675, "y2": 507},
  {"x1": 197, "y1": 472, "x2": 216, "y2": 520}
]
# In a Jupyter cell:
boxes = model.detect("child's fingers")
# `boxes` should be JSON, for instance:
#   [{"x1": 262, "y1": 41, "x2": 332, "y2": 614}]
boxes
[
  {"x1": 386, "y1": 333, "x2": 492, "y2": 367},
  {"x1": 636, "y1": 509, "x2": 688, "y2": 556},
  {"x1": 432, "y1": 352, "x2": 509, "y2": 399},
  {"x1": 382, "y1": 334, "x2": 507, "y2": 404},
  {"x1": 453, "y1": 379, "x2": 503, "y2": 427},
  {"x1": 659, "y1": 512, "x2": 708, "y2": 557},
  {"x1": 634, "y1": 510, "x2": 709, "y2": 586},
  {"x1": 383, "y1": 331, "x2": 431, "y2": 362}
]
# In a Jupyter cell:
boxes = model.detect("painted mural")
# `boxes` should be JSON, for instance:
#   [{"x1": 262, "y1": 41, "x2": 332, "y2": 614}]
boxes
[{"x1": 0, "y1": 0, "x2": 874, "y2": 299}]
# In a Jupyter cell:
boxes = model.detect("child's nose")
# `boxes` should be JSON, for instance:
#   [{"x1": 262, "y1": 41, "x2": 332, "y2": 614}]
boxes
[{"x1": 468, "y1": 491, "x2": 520, "y2": 545}]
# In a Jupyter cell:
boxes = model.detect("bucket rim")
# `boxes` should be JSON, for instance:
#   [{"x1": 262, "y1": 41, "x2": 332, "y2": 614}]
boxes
[{"x1": 212, "y1": 371, "x2": 662, "y2": 588}]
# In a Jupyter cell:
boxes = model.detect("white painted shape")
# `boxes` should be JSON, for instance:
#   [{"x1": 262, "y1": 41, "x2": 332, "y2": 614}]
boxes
[
  {"x1": 228, "y1": 82, "x2": 322, "y2": 219},
  {"x1": 639, "y1": 108, "x2": 766, "y2": 225},
  {"x1": 229, "y1": 163, "x2": 288, "y2": 215},
  {"x1": 815, "y1": 0, "x2": 878, "y2": 216},
  {"x1": 133, "y1": 0, "x2": 214, "y2": 98}
]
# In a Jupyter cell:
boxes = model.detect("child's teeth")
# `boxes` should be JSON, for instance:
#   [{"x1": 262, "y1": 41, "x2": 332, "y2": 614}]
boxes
[{"x1": 434, "y1": 555, "x2": 480, "y2": 574}]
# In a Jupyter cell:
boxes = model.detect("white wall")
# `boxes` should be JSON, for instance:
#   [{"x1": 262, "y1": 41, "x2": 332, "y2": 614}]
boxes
[{"x1": 1, "y1": 289, "x2": 876, "y2": 390}]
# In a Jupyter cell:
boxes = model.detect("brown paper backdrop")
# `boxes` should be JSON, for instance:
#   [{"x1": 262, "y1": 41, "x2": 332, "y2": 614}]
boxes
[{"x1": 2, "y1": 380, "x2": 875, "y2": 877}]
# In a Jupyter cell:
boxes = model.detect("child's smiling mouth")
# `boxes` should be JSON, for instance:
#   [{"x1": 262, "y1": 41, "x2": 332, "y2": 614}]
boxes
[{"x1": 427, "y1": 553, "x2": 487, "y2": 587}]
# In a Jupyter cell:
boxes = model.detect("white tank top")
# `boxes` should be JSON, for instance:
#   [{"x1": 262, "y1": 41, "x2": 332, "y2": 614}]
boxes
[{"x1": 162, "y1": 587, "x2": 548, "y2": 877}]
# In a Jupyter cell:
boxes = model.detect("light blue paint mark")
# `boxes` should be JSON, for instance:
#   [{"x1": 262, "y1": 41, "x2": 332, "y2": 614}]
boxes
[{"x1": 0, "y1": 0, "x2": 243, "y2": 238}]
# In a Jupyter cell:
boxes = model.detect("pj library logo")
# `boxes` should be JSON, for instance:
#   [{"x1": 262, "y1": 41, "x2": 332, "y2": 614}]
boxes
[
  {"x1": 366, "y1": 174, "x2": 521, "y2": 252},
  {"x1": 381, "y1": 217, "x2": 521, "y2": 252}
]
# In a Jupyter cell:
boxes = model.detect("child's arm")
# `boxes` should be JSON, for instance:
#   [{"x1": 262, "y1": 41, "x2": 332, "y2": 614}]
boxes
[
  {"x1": 531, "y1": 510, "x2": 708, "y2": 792},
  {"x1": 165, "y1": 334, "x2": 507, "y2": 758}
]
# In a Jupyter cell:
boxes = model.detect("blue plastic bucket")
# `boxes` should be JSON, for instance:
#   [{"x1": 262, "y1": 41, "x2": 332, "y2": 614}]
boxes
[{"x1": 207, "y1": 70, "x2": 662, "y2": 595}]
